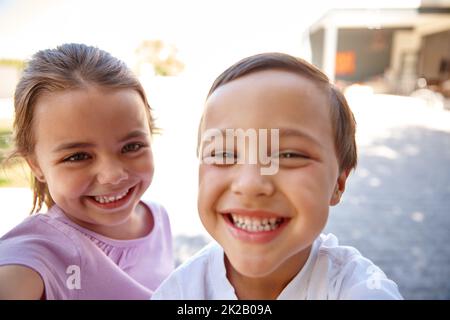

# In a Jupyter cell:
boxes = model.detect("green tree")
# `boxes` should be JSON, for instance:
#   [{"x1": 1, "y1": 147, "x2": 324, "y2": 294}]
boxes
[{"x1": 135, "y1": 40, "x2": 184, "y2": 76}]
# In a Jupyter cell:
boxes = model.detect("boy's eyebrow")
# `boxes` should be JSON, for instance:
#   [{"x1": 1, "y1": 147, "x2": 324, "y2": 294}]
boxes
[
  {"x1": 277, "y1": 128, "x2": 323, "y2": 147},
  {"x1": 53, "y1": 130, "x2": 149, "y2": 153},
  {"x1": 201, "y1": 127, "x2": 323, "y2": 148}
]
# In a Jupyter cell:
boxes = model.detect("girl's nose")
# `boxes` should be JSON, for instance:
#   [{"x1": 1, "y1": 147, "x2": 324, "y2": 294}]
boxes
[
  {"x1": 230, "y1": 164, "x2": 275, "y2": 197},
  {"x1": 96, "y1": 158, "x2": 129, "y2": 185}
]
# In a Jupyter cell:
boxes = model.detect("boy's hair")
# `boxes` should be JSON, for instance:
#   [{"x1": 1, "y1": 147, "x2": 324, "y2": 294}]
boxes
[
  {"x1": 7, "y1": 43, "x2": 156, "y2": 213},
  {"x1": 203, "y1": 52, "x2": 357, "y2": 174}
]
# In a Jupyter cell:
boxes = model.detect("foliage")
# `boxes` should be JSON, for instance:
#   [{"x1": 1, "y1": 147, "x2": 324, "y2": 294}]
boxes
[
  {"x1": 0, "y1": 58, "x2": 26, "y2": 70},
  {"x1": 135, "y1": 40, "x2": 184, "y2": 76}
]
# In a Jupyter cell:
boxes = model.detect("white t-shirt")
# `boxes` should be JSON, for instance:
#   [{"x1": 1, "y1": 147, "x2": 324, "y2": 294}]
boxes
[{"x1": 152, "y1": 233, "x2": 402, "y2": 300}]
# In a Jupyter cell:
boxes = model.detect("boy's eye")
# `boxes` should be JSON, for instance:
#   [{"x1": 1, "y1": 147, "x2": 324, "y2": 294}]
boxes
[
  {"x1": 63, "y1": 153, "x2": 91, "y2": 162},
  {"x1": 203, "y1": 150, "x2": 237, "y2": 165},
  {"x1": 271, "y1": 151, "x2": 311, "y2": 165},
  {"x1": 278, "y1": 152, "x2": 309, "y2": 159},
  {"x1": 215, "y1": 151, "x2": 235, "y2": 158},
  {"x1": 122, "y1": 143, "x2": 144, "y2": 153}
]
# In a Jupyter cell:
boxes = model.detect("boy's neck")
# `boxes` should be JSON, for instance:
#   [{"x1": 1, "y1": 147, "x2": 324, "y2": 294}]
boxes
[{"x1": 225, "y1": 246, "x2": 312, "y2": 300}]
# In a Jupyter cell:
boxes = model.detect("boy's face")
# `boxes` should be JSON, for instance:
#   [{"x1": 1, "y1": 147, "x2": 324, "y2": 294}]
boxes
[
  {"x1": 28, "y1": 87, "x2": 154, "y2": 238},
  {"x1": 198, "y1": 70, "x2": 347, "y2": 279}
]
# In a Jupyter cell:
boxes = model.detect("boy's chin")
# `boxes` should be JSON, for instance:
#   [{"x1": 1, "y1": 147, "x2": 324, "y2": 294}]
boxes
[{"x1": 225, "y1": 252, "x2": 279, "y2": 279}]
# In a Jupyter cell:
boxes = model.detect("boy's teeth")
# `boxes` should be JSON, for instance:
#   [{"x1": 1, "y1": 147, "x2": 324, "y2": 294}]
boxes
[
  {"x1": 94, "y1": 189, "x2": 129, "y2": 204},
  {"x1": 229, "y1": 214, "x2": 283, "y2": 232}
]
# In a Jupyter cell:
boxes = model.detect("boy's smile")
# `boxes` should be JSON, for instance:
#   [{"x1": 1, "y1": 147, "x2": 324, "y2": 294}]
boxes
[
  {"x1": 198, "y1": 70, "x2": 348, "y2": 290},
  {"x1": 218, "y1": 208, "x2": 291, "y2": 244}
]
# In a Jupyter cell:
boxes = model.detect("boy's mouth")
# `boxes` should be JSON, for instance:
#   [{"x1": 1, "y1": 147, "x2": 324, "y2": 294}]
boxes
[
  {"x1": 220, "y1": 209, "x2": 290, "y2": 243},
  {"x1": 226, "y1": 213, "x2": 285, "y2": 232}
]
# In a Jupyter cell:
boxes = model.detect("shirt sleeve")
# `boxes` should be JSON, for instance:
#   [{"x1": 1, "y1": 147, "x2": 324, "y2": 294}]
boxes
[{"x1": 0, "y1": 218, "x2": 82, "y2": 299}]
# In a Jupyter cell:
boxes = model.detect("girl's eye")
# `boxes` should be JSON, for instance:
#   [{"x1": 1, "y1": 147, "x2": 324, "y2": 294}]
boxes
[
  {"x1": 122, "y1": 143, "x2": 144, "y2": 153},
  {"x1": 63, "y1": 153, "x2": 90, "y2": 162}
]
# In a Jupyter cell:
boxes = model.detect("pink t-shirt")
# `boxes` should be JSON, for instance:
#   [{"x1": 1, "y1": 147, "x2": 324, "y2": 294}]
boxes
[{"x1": 0, "y1": 200, "x2": 174, "y2": 299}]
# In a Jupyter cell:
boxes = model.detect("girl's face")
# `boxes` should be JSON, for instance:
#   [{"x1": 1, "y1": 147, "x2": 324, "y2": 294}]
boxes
[
  {"x1": 198, "y1": 70, "x2": 348, "y2": 285},
  {"x1": 28, "y1": 87, "x2": 154, "y2": 238}
]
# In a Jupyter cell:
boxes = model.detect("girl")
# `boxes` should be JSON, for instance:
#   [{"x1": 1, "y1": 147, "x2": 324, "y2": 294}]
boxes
[{"x1": 0, "y1": 43, "x2": 173, "y2": 299}]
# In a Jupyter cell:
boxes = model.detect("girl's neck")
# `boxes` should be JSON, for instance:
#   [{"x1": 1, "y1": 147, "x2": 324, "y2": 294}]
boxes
[
  {"x1": 64, "y1": 202, "x2": 153, "y2": 240},
  {"x1": 225, "y1": 246, "x2": 312, "y2": 300}
]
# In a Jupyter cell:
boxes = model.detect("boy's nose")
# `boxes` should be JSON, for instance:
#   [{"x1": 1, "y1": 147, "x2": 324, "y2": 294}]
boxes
[
  {"x1": 96, "y1": 158, "x2": 129, "y2": 185},
  {"x1": 230, "y1": 164, "x2": 274, "y2": 197}
]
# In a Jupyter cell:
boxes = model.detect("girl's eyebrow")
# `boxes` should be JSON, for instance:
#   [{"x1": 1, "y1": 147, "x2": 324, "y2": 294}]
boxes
[
  {"x1": 119, "y1": 130, "x2": 149, "y2": 142},
  {"x1": 53, "y1": 130, "x2": 149, "y2": 153},
  {"x1": 53, "y1": 142, "x2": 95, "y2": 153}
]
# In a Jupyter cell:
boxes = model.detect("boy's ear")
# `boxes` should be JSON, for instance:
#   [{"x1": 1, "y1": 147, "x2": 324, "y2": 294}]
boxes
[
  {"x1": 329, "y1": 169, "x2": 350, "y2": 206},
  {"x1": 26, "y1": 155, "x2": 46, "y2": 183}
]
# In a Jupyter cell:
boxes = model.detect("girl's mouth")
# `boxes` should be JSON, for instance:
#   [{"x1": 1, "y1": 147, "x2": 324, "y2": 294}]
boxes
[
  {"x1": 87, "y1": 185, "x2": 136, "y2": 210},
  {"x1": 93, "y1": 189, "x2": 130, "y2": 204}
]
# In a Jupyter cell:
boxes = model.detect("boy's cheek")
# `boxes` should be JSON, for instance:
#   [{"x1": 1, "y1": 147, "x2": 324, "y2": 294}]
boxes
[
  {"x1": 198, "y1": 165, "x2": 226, "y2": 207},
  {"x1": 198, "y1": 164, "x2": 217, "y2": 183}
]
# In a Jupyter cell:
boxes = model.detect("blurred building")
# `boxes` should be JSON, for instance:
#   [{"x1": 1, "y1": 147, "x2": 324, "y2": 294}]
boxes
[{"x1": 308, "y1": 0, "x2": 450, "y2": 97}]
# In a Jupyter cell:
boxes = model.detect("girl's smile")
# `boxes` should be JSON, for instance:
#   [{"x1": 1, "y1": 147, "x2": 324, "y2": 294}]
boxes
[{"x1": 86, "y1": 184, "x2": 136, "y2": 210}]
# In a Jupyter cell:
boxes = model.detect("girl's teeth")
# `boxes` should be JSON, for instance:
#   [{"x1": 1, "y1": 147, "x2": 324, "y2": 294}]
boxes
[{"x1": 94, "y1": 189, "x2": 129, "y2": 203}]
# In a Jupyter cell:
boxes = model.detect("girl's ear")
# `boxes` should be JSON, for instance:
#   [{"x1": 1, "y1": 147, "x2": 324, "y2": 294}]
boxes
[
  {"x1": 26, "y1": 156, "x2": 46, "y2": 183},
  {"x1": 329, "y1": 169, "x2": 350, "y2": 206}
]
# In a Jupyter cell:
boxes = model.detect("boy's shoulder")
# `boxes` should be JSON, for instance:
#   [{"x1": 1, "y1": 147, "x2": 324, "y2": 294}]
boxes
[
  {"x1": 311, "y1": 233, "x2": 402, "y2": 299},
  {"x1": 316, "y1": 233, "x2": 364, "y2": 265},
  {"x1": 152, "y1": 241, "x2": 236, "y2": 300}
]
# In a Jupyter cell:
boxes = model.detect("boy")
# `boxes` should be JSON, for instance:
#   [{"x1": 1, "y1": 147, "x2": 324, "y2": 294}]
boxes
[{"x1": 153, "y1": 53, "x2": 402, "y2": 299}]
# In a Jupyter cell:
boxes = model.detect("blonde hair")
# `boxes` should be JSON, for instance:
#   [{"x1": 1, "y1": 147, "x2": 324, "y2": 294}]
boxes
[
  {"x1": 8, "y1": 43, "x2": 156, "y2": 213},
  {"x1": 201, "y1": 52, "x2": 357, "y2": 173}
]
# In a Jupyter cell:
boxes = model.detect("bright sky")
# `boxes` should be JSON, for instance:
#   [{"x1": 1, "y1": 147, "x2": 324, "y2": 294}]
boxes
[{"x1": 0, "y1": 0, "x2": 420, "y2": 77}]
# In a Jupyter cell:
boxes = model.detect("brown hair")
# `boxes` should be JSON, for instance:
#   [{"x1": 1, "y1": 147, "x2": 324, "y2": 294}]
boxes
[
  {"x1": 8, "y1": 43, "x2": 156, "y2": 213},
  {"x1": 202, "y1": 52, "x2": 357, "y2": 173}
]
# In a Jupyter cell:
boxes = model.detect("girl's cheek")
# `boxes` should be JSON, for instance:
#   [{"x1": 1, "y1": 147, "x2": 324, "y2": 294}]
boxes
[{"x1": 126, "y1": 151, "x2": 154, "y2": 175}]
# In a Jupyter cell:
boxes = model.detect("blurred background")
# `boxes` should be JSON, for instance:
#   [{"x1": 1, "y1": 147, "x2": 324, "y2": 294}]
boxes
[{"x1": 1, "y1": 0, "x2": 449, "y2": 299}]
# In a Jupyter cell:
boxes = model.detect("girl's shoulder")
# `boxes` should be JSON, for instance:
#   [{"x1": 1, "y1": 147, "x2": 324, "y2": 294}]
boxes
[
  {"x1": 0, "y1": 209, "x2": 83, "y2": 299},
  {"x1": 140, "y1": 199, "x2": 172, "y2": 234},
  {"x1": 141, "y1": 199, "x2": 170, "y2": 220},
  {"x1": 0, "y1": 209, "x2": 81, "y2": 261}
]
